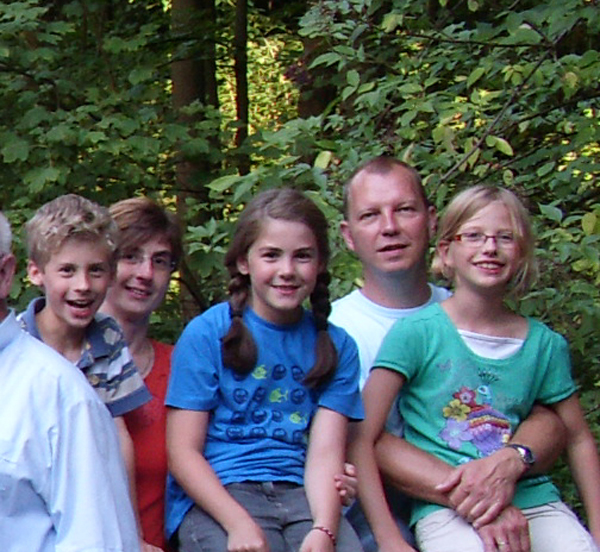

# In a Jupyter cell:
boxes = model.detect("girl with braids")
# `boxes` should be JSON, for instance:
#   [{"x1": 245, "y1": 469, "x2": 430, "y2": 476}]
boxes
[{"x1": 165, "y1": 188, "x2": 364, "y2": 552}]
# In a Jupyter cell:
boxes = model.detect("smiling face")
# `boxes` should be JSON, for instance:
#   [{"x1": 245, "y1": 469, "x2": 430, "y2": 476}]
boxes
[
  {"x1": 28, "y1": 237, "x2": 113, "y2": 335},
  {"x1": 438, "y1": 200, "x2": 521, "y2": 295},
  {"x1": 104, "y1": 234, "x2": 173, "y2": 324},
  {"x1": 236, "y1": 217, "x2": 321, "y2": 325},
  {"x1": 341, "y1": 165, "x2": 436, "y2": 281}
]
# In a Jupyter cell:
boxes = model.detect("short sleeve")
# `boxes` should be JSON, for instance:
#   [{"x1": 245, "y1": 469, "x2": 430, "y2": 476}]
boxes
[
  {"x1": 93, "y1": 319, "x2": 151, "y2": 416},
  {"x1": 318, "y1": 325, "x2": 364, "y2": 421},
  {"x1": 535, "y1": 328, "x2": 576, "y2": 405},
  {"x1": 166, "y1": 310, "x2": 225, "y2": 411},
  {"x1": 373, "y1": 316, "x2": 424, "y2": 382}
]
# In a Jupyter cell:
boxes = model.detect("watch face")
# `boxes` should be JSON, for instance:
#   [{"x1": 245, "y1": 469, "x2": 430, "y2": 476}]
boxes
[
  {"x1": 509, "y1": 444, "x2": 536, "y2": 466},
  {"x1": 518, "y1": 445, "x2": 535, "y2": 465},
  {"x1": 520, "y1": 446, "x2": 533, "y2": 464}
]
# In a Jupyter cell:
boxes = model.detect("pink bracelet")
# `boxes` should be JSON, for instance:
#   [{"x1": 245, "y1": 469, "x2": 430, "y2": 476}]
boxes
[{"x1": 312, "y1": 525, "x2": 337, "y2": 546}]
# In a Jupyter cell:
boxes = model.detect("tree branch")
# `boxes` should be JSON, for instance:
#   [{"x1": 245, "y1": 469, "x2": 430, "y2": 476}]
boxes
[{"x1": 439, "y1": 25, "x2": 574, "y2": 184}]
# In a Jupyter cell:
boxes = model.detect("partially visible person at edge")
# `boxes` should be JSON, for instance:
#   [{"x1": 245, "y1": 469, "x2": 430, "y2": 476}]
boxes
[
  {"x1": 329, "y1": 156, "x2": 567, "y2": 552},
  {"x1": 0, "y1": 209, "x2": 140, "y2": 552},
  {"x1": 101, "y1": 197, "x2": 184, "y2": 552},
  {"x1": 17, "y1": 194, "x2": 154, "y2": 552},
  {"x1": 350, "y1": 184, "x2": 600, "y2": 552},
  {"x1": 166, "y1": 188, "x2": 364, "y2": 552}
]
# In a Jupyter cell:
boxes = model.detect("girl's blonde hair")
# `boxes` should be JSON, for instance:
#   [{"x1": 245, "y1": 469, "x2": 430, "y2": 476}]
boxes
[
  {"x1": 431, "y1": 185, "x2": 537, "y2": 297},
  {"x1": 221, "y1": 188, "x2": 337, "y2": 388}
]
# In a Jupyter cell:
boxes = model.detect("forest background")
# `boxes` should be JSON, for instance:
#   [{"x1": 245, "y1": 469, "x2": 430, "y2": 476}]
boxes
[{"x1": 1, "y1": 0, "x2": 598, "y2": 520}]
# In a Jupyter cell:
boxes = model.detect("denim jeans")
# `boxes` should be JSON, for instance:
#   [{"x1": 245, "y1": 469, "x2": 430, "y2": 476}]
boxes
[
  {"x1": 345, "y1": 483, "x2": 416, "y2": 552},
  {"x1": 178, "y1": 481, "x2": 363, "y2": 552}
]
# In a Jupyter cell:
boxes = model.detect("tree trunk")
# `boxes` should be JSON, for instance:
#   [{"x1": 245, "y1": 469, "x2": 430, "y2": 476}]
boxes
[{"x1": 171, "y1": 0, "x2": 220, "y2": 318}]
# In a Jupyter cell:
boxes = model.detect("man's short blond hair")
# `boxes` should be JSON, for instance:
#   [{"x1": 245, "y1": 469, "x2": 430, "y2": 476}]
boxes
[
  {"x1": 343, "y1": 156, "x2": 428, "y2": 219},
  {"x1": 26, "y1": 194, "x2": 118, "y2": 267}
]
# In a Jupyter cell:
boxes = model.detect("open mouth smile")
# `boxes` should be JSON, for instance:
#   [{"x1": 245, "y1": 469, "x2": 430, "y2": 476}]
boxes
[{"x1": 67, "y1": 298, "x2": 94, "y2": 309}]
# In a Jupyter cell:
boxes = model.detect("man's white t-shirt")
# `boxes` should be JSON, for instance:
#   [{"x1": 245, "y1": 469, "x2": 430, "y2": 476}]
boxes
[{"x1": 330, "y1": 284, "x2": 452, "y2": 388}]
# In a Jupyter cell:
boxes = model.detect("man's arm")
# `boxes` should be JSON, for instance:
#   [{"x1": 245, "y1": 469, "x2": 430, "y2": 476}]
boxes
[
  {"x1": 508, "y1": 404, "x2": 566, "y2": 472},
  {"x1": 53, "y1": 400, "x2": 140, "y2": 551},
  {"x1": 375, "y1": 433, "x2": 454, "y2": 505},
  {"x1": 376, "y1": 405, "x2": 565, "y2": 526}
]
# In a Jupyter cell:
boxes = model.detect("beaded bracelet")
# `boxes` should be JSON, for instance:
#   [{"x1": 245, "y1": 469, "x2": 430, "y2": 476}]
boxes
[{"x1": 312, "y1": 525, "x2": 337, "y2": 546}]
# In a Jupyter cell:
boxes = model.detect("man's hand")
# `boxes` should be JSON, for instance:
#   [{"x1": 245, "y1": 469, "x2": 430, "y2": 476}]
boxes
[
  {"x1": 435, "y1": 449, "x2": 525, "y2": 527},
  {"x1": 476, "y1": 505, "x2": 530, "y2": 552},
  {"x1": 334, "y1": 462, "x2": 358, "y2": 506}
]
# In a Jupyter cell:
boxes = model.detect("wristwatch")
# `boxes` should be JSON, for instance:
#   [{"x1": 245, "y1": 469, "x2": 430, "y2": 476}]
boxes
[{"x1": 506, "y1": 443, "x2": 536, "y2": 470}]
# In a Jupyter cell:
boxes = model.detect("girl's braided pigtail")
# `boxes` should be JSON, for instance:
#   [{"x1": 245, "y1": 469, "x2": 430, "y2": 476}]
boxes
[
  {"x1": 304, "y1": 271, "x2": 338, "y2": 388},
  {"x1": 221, "y1": 271, "x2": 257, "y2": 374}
]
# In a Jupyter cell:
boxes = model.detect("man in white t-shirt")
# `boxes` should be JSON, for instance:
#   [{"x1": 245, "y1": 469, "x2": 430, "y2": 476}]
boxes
[{"x1": 331, "y1": 156, "x2": 563, "y2": 552}]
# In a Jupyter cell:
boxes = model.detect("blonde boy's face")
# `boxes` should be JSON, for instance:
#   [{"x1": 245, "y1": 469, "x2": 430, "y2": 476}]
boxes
[{"x1": 27, "y1": 237, "x2": 114, "y2": 334}]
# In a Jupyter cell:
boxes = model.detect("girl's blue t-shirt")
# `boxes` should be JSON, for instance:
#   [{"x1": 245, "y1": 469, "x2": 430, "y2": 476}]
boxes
[{"x1": 165, "y1": 302, "x2": 363, "y2": 538}]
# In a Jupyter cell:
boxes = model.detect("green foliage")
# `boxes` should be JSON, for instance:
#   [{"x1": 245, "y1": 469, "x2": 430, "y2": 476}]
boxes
[
  {"x1": 2, "y1": 0, "x2": 599, "y2": 516},
  {"x1": 0, "y1": 1, "x2": 175, "y2": 202},
  {"x1": 0, "y1": 0, "x2": 299, "y2": 314},
  {"x1": 1, "y1": 1, "x2": 174, "y2": 317}
]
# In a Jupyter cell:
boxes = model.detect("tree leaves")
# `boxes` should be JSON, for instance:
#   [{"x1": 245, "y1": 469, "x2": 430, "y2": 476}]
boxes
[{"x1": 485, "y1": 135, "x2": 514, "y2": 156}]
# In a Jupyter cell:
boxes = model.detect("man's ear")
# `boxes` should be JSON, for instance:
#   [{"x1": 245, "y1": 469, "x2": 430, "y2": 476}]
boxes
[
  {"x1": 27, "y1": 259, "x2": 45, "y2": 287},
  {"x1": 340, "y1": 220, "x2": 356, "y2": 252},
  {"x1": 0, "y1": 254, "x2": 16, "y2": 300},
  {"x1": 236, "y1": 255, "x2": 249, "y2": 276},
  {"x1": 427, "y1": 206, "x2": 438, "y2": 241}
]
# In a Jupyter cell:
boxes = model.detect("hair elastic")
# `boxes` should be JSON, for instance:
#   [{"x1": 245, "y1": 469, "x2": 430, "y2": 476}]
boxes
[{"x1": 228, "y1": 303, "x2": 243, "y2": 319}]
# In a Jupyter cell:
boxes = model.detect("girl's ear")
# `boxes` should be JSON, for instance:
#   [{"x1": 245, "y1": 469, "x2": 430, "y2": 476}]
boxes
[
  {"x1": 236, "y1": 255, "x2": 250, "y2": 276},
  {"x1": 437, "y1": 240, "x2": 453, "y2": 276},
  {"x1": 318, "y1": 257, "x2": 327, "y2": 273}
]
